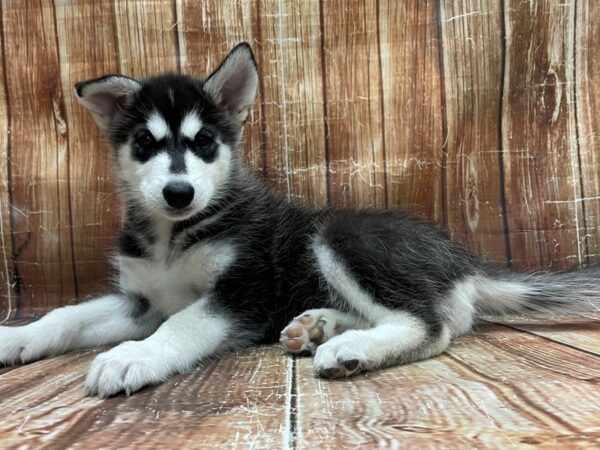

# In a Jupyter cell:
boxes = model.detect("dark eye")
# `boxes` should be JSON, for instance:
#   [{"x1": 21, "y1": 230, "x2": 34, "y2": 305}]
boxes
[
  {"x1": 135, "y1": 130, "x2": 155, "y2": 147},
  {"x1": 132, "y1": 130, "x2": 157, "y2": 161},
  {"x1": 194, "y1": 132, "x2": 213, "y2": 148}
]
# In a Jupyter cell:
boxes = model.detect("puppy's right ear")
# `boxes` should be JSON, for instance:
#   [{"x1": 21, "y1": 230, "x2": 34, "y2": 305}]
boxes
[{"x1": 74, "y1": 75, "x2": 141, "y2": 132}]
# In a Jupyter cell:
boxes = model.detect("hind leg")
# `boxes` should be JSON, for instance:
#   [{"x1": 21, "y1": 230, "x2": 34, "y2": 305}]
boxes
[
  {"x1": 312, "y1": 240, "x2": 451, "y2": 378},
  {"x1": 313, "y1": 315, "x2": 451, "y2": 378},
  {"x1": 280, "y1": 308, "x2": 367, "y2": 355}
]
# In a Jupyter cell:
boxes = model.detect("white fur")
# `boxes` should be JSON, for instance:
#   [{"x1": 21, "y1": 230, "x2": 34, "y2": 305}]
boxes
[
  {"x1": 440, "y1": 279, "x2": 478, "y2": 338},
  {"x1": 0, "y1": 295, "x2": 158, "y2": 365},
  {"x1": 118, "y1": 239, "x2": 237, "y2": 316},
  {"x1": 469, "y1": 275, "x2": 532, "y2": 313},
  {"x1": 146, "y1": 111, "x2": 170, "y2": 140},
  {"x1": 179, "y1": 112, "x2": 202, "y2": 139},
  {"x1": 312, "y1": 242, "x2": 441, "y2": 376},
  {"x1": 85, "y1": 299, "x2": 232, "y2": 397}
]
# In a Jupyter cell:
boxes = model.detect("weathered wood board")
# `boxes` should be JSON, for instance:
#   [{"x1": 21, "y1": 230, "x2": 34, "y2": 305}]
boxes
[
  {"x1": 1, "y1": 0, "x2": 600, "y2": 318},
  {"x1": 295, "y1": 323, "x2": 600, "y2": 449},
  {"x1": 0, "y1": 345, "x2": 291, "y2": 449},
  {"x1": 1, "y1": 319, "x2": 598, "y2": 449}
]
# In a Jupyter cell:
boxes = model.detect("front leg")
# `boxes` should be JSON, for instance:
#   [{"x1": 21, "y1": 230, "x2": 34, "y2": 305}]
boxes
[
  {"x1": 0, "y1": 295, "x2": 160, "y2": 365},
  {"x1": 85, "y1": 298, "x2": 233, "y2": 398}
]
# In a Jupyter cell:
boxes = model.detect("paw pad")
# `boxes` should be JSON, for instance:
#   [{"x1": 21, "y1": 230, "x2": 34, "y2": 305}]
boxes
[{"x1": 280, "y1": 313, "x2": 327, "y2": 355}]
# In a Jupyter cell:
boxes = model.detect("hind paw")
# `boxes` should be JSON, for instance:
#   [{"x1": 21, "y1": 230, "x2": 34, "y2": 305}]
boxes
[{"x1": 279, "y1": 309, "x2": 336, "y2": 355}]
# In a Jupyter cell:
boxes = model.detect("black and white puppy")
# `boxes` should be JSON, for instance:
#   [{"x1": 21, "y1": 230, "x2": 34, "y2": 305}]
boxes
[{"x1": 0, "y1": 43, "x2": 597, "y2": 397}]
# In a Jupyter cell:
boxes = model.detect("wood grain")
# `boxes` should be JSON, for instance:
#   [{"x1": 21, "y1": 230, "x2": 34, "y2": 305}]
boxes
[
  {"x1": 295, "y1": 323, "x2": 600, "y2": 449},
  {"x1": 489, "y1": 315, "x2": 600, "y2": 354},
  {"x1": 0, "y1": 14, "x2": 16, "y2": 321},
  {"x1": 321, "y1": 0, "x2": 386, "y2": 209},
  {"x1": 1, "y1": 0, "x2": 76, "y2": 315},
  {"x1": 177, "y1": 0, "x2": 266, "y2": 174},
  {"x1": 575, "y1": 1, "x2": 600, "y2": 265},
  {"x1": 0, "y1": 345, "x2": 291, "y2": 449},
  {"x1": 439, "y1": 0, "x2": 508, "y2": 264},
  {"x1": 113, "y1": 0, "x2": 179, "y2": 78},
  {"x1": 379, "y1": 0, "x2": 444, "y2": 221},
  {"x1": 1, "y1": 320, "x2": 598, "y2": 448},
  {"x1": 54, "y1": 0, "x2": 121, "y2": 302},
  {"x1": 258, "y1": 0, "x2": 328, "y2": 207},
  {"x1": 502, "y1": 0, "x2": 585, "y2": 271}
]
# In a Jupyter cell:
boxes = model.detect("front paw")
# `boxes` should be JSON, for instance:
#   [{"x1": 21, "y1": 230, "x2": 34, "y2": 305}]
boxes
[
  {"x1": 85, "y1": 341, "x2": 169, "y2": 398},
  {"x1": 0, "y1": 326, "x2": 46, "y2": 365},
  {"x1": 313, "y1": 331, "x2": 369, "y2": 379}
]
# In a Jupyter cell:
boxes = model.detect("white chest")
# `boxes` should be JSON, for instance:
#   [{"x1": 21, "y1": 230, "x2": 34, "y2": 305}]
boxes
[{"x1": 117, "y1": 240, "x2": 237, "y2": 316}]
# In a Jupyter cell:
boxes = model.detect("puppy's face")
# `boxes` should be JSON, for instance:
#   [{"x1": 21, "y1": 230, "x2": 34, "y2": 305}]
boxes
[{"x1": 75, "y1": 44, "x2": 258, "y2": 221}]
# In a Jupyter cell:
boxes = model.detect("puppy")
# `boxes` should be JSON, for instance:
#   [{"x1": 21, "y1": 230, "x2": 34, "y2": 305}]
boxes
[{"x1": 0, "y1": 43, "x2": 597, "y2": 397}]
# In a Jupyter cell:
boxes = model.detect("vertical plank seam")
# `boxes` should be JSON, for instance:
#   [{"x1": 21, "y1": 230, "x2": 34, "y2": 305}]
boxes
[
  {"x1": 283, "y1": 355, "x2": 298, "y2": 450},
  {"x1": 51, "y1": 0, "x2": 79, "y2": 302},
  {"x1": 0, "y1": 0, "x2": 11, "y2": 321},
  {"x1": 497, "y1": 0, "x2": 513, "y2": 267},
  {"x1": 564, "y1": 0, "x2": 584, "y2": 267},
  {"x1": 374, "y1": 0, "x2": 388, "y2": 208},
  {"x1": 277, "y1": 0, "x2": 292, "y2": 201},
  {"x1": 110, "y1": 0, "x2": 122, "y2": 74},
  {"x1": 435, "y1": 0, "x2": 449, "y2": 228},
  {"x1": 255, "y1": 0, "x2": 269, "y2": 175},
  {"x1": 0, "y1": 1, "x2": 21, "y2": 319},
  {"x1": 571, "y1": 0, "x2": 590, "y2": 266},
  {"x1": 318, "y1": 0, "x2": 332, "y2": 206},
  {"x1": 172, "y1": 0, "x2": 181, "y2": 73}
]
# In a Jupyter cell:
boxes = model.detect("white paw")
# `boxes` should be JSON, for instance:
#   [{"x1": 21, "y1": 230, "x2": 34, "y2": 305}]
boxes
[
  {"x1": 313, "y1": 331, "x2": 370, "y2": 379},
  {"x1": 85, "y1": 341, "x2": 169, "y2": 398},
  {"x1": 0, "y1": 326, "x2": 48, "y2": 365}
]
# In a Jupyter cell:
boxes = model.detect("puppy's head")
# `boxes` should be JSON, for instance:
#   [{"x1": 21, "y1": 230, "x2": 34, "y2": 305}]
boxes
[{"x1": 75, "y1": 43, "x2": 258, "y2": 221}]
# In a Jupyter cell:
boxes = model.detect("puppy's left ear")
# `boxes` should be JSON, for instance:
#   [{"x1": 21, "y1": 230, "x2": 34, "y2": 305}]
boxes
[
  {"x1": 74, "y1": 75, "x2": 141, "y2": 132},
  {"x1": 203, "y1": 43, "x2": 259, "y2": 123}
]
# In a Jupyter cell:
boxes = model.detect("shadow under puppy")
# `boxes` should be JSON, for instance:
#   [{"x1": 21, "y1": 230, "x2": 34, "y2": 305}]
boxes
[{"x1": 0, "y1": 43, "x2": 597, "y2": 397}]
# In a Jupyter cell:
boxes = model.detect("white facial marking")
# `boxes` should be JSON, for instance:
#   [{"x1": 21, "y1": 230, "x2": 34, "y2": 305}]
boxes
[
  {"x1": 185, "y1": 144, "x2": 231, "y2": 209},
  {"x1": 118, "y1": 137, "x2": 233, "y2": 220},
  {"x1": 180, "y1": 112, "x2": 202, "y2": 140},
  {"x1": 146, "y1": 112, "x2": 170, "y2": 140}
]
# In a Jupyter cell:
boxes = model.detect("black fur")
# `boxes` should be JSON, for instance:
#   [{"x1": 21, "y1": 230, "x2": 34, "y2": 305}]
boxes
[{"x1": 106, "y1": 70, "x2": 597, "y2": 348}]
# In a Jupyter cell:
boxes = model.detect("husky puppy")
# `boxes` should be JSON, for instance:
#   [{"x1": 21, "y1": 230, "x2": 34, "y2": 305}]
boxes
[{"x1": 0, "y1": 43, "x2": 597, "y2": 397}]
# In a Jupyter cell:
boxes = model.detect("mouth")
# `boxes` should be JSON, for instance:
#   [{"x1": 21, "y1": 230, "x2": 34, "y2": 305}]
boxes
[{"x1": 161, "y1": 206, "x2": 197, "y2": 221}]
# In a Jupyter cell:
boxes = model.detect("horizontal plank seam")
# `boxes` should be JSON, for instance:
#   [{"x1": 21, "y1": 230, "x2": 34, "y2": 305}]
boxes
[
  {"x1": 485, "y1": 320, "x2": 600, "y2": 358},
  {"x1": 444, "y1": 351, "x2": 580, "y2": 434}
]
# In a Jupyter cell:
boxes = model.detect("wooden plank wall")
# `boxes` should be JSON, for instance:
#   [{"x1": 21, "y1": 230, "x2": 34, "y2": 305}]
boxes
[{"x1": 1, "y1": 0, "x2": 599, "y2": 319}]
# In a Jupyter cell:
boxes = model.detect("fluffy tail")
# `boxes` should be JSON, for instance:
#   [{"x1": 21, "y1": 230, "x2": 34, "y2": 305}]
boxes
[{"x1": 472, "y1": 267, "x2": 600, "y2": 316}]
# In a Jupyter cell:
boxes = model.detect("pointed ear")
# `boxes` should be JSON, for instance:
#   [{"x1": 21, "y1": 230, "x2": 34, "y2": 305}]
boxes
[
  {"x1": 203, "y1": 43, "x2": 259, "y2": 123},
  {"x1": 74, "y1": 75, "x2": 141, "y2": 132}
]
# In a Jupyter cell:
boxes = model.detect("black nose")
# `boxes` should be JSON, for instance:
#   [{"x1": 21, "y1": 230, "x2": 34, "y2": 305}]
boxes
[{"x1": 163, "y1": 182, "x2": 194, "y2": 209}]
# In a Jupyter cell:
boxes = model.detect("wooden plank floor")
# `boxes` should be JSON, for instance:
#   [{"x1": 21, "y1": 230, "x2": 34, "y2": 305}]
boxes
[{"x1": 1, "y1": 317, "x2": 598, "y2": 449}]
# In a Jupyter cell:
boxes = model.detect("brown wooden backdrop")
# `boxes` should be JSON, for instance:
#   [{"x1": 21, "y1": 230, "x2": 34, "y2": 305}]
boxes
[{"x1": 0, "y1": 0, "x2": 599, "y2": 320}]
